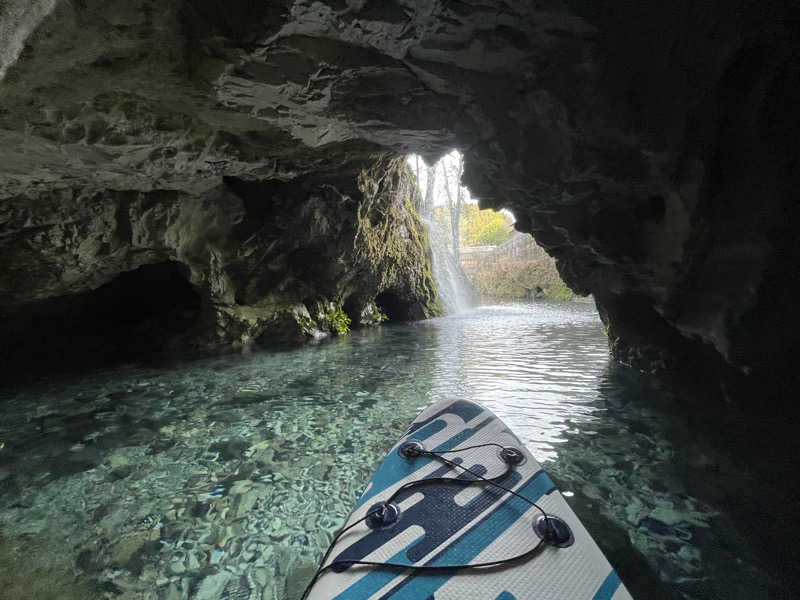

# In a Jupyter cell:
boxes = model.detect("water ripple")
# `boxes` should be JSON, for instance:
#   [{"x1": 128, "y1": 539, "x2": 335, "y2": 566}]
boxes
[{"x1": 0, "y1": 301, "x2": 788, "y2": 599}]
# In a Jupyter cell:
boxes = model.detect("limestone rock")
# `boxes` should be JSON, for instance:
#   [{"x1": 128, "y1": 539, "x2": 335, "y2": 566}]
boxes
[{"x1": 0, "y1": 0, "x2": 797, "y2": 409}]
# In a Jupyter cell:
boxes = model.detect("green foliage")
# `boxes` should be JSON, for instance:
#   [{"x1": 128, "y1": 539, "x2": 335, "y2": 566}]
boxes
[
  {"x1": 471, "y1": 258, "x2": 575, "y2": 302},
  {"x1": 360, "y1": 302, "x2": 389, "y2": 325},
  {"x1": 325, "y1": 309, "x2": 351, "y2": 335},
  {"x1": 547, "y1": 282, "x2": 576, "y2": 302},
  {"x1": 460, "y1": 204, "x2": 514, "y2": 246},
  {"x1": 433, "y1": 204, "x2": 514, "y2": 248}
]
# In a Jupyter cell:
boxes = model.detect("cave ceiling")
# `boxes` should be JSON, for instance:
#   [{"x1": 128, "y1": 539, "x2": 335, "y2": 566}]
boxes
[{"x1": 0, "y1": 0, "x2": 798, "y2": 403}]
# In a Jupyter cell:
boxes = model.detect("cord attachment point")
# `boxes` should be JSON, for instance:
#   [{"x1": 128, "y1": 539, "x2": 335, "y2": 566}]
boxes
[
  {"x1": 398, "y1": 439, "x2": 425, "y2": 459},
  {"x1": 365, "y1": 501, "x2": 401, "y2": 530},
  {"x1": 498, "y1": 446, "x2": 526, "y2": 466},
  {"x1": 533, "y1": 514, "x2": 574, "y2": 547},
  {"x1": 330, "y1": 561, "x2": 353, "y2": 573}
]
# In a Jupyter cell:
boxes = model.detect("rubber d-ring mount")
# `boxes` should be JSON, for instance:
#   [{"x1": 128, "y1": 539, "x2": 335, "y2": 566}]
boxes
[
  {"x1": 365, "y1": 501, "x2": 401, "y2": 530},
  {"x1": 498, "y1": 446, "x2": 526, "y2": 467},
  {"x1": 533, "y1": 514, "x2": 574, "y2": 548},
  {"x1": 398, "y1": 439, "x2": 425, "y2": 459}
]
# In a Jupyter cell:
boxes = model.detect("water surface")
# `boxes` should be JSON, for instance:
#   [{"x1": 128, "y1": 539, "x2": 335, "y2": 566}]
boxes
[{"x1": 0, "y1": 303, "x2": 793, "y2": 599}]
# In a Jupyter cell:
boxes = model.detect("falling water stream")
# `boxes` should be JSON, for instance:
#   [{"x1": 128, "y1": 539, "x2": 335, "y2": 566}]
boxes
[
  {"x1": 421, "y1": 216, "x2": 477, "y2": 314},
  {"x1": 0, "y1": 303, "x2": 795, "y2": 599}
]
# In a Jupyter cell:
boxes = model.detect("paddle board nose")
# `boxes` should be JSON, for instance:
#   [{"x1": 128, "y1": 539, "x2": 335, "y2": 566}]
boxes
[{"x1": 304, "y1": 398, "x2": 633, "y2": 600}]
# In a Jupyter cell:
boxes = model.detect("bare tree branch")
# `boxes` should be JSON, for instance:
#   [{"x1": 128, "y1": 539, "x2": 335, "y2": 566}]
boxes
[{"x1": 422, "y1": 162, "x2": 436, "y2": 218}]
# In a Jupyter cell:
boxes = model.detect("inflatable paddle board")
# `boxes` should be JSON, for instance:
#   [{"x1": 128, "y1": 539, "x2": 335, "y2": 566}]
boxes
[{"x1": 303, "y1": 398, "x2": 632, "y2": 599}]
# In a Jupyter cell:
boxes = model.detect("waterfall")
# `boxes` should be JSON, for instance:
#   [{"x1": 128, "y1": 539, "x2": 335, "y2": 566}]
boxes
[
  {"x1": 409, "y1": 151, "x2": 477, "y2": 315},
  {"x1": 422, "y1": 217, "x2": 478, "y2": 314}
]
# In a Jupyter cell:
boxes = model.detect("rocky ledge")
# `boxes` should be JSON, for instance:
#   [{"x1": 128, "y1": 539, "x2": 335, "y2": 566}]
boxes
[
  {"x1": 1, "y1": 0, "x2": 798, "y2": 411},
  {"x1": 0, "y1": 148, "x2": 439, "y2": 374}
]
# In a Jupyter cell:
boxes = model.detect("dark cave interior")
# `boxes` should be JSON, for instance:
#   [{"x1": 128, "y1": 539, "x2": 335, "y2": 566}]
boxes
[{"x1": 0, "y1": 262, "x2": 202, "y2": 377}]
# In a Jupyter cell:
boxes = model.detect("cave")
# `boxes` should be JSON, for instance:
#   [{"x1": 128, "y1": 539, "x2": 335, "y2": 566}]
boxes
[
  {"x1": 374, "y1": 291, "x2": 416, "y2": 322},
  {"x1": 0, "y1": 0, "x2": 794, "y2": 413},
  {"x1": 0, "y1": 1, "x2": 799, "y2": 597},
  {"x1": 0, "y1": 261, "x2": 202, "y2": 377}
]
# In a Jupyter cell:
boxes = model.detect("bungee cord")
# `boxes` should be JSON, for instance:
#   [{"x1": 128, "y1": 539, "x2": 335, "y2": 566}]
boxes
[{"x1": 300, "y1": 441, "x2": 558, "y2": 600}]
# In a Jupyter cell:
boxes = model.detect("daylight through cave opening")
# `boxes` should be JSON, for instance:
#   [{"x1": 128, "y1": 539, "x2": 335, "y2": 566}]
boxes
[{"x1": 407, "y1": 151, "x2": 574, "y2": 304}]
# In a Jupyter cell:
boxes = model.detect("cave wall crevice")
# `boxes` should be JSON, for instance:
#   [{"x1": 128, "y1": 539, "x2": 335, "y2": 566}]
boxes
[{"x1": 0, "y1": 260, "x2": 203, "y2": 375}]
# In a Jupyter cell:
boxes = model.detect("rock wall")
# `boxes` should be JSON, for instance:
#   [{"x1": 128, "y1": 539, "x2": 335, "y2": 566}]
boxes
[
  {"x1": 1, "y1": 0, "x2": 798, "y2": 407},
  {"x1": 0, "y1": 152, "x2": 439, "y2": 375}
]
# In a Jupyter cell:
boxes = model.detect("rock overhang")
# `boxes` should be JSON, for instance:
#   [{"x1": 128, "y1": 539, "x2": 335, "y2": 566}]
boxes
[{"x1": 0, "y1": 0, "x2": 798, "y2": 408}]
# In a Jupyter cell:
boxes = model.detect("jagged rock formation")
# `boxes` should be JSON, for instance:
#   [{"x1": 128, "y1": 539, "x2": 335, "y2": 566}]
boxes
[
  {"x1": 0, "y1": 149, "x2": 439, "y2": 374},
  {"x1": 1, "y1": 0, "x2": 798, "y2": 408}
]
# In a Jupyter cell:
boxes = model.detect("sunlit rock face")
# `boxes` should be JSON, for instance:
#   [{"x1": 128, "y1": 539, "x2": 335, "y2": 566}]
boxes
[{"x1": 1, "y1": 1, "x2": 797, "y2": 404}]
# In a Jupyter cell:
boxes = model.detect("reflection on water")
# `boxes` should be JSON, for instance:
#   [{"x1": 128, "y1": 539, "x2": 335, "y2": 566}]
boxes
[
  {"x1": 0, "y1": 302, "x2": 794, "y2": 599},
  {"x1": 426, "y1": 303, "x2": 606, "y2": 462}
]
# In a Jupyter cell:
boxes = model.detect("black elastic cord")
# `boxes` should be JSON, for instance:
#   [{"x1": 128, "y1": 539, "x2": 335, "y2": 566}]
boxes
[
  {"x1": 301, "y1": 442, "x2": 551, "y2": 600},
  {"x1": 421, "y1": 449, "x2": 550, "y2": 524},
  {"x1": 429, "y1": 441, "x2": 505, "y2": 454},
  {"x1": 311, "y1": 538, "x2": 545, "y2": 574}
]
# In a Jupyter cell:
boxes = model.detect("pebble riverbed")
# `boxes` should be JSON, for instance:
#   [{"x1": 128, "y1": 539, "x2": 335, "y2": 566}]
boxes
[{"x1": 0, "y1": 303, "x2": 794, "y2": 599}]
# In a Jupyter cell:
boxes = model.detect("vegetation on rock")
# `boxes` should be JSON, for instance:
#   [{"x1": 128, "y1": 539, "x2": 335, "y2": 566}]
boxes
[
  {"x1": 471, "y1": 258, "x2": 575, "y2": 302},
  {"x1": 0, "y1": 154, "x2": 442, "y2": 373},
  {"x1": 324, "y1": 308, "x2": 351, "y2": 336},
  {"x1": 362, "y1": 303, "x2": 389, "y2": 324},
  {"x1": 353, "y1": 157, "x2": 442, "y2": 320}
]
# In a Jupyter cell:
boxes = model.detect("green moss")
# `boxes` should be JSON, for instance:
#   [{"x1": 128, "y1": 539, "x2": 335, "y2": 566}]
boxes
[{"x1": 352, "y1": 157, "x2": 442, "y2": 319}]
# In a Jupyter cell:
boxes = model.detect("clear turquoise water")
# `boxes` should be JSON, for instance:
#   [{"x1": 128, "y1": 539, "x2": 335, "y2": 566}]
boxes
[{"x1": 0, "y1": 302, "x2": 793, "y2": 599}]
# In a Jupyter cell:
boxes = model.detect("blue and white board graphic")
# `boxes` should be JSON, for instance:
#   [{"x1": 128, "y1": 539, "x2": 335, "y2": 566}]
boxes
[{"x1": 307, "y1": 399, "x2": 632, "y2": 599}]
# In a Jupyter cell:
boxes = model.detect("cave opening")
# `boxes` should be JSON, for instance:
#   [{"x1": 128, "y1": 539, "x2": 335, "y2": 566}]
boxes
[
  {"x1": 0, "y1": 261, "x2": 202, "y2": 377},
  {"x1": 374, "y1": 291, "x2": 414, "y2": 322},
  {"x1": 342, "y1": 295, "x2": 363, "y2": 327},
  {"x1": 407, "y1": 151, "x2": 574, "y2": 304},
  {"x1": 77, "y1": 261, "x2": 202, "y2": 349},
  {"x1": 0, "y1": 3, "x2": 797, "y2": 597}
]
